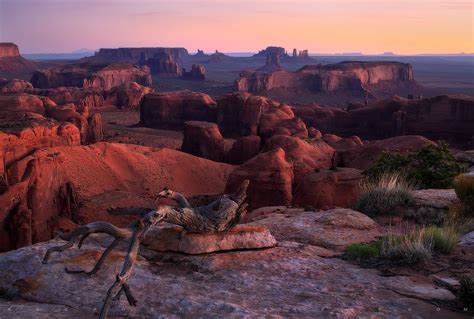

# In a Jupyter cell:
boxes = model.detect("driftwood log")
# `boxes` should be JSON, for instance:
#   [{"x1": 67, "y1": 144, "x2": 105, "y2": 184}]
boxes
[{"x1": 42, "y1": 180, "x2": 249, "y2": 318}]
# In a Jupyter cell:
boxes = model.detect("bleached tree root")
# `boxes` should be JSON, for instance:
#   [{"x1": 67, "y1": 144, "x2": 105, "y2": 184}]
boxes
[{"x1": 42, "y1": 180, "x2": 250, "y2": 318}]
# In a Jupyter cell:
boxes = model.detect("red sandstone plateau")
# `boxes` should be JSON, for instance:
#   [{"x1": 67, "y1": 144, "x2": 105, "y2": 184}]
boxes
[{"x1": 0, "y1": 41, "x2": 473, "y2": 319}]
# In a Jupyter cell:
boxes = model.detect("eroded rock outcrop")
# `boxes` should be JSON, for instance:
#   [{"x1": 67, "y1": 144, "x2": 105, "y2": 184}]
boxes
[
  {"x1": 181, "y1": 121, "x2": 226, "y2": 162},
  {"x1": 0, "y1": 155, "x2": 79, "y2": 251},
  {"x1": 0, "y1": 79, "x2": 33, "y2": 93},
  {"x1": 226, "y1": 135, "x2": 261, "y2": 165},
  {"x1": 264, "y1": 134, "x2": 335, "y2": 182},
  {"x1": 225, "y1": 148, "x2": 293, "y2": 209},
  {"x1": 217, "y1": 92, "x2": 302, "y2": 138},
  {"x1": 181, "y1": 64, "x2": 206, "y2": 80},
  {"x1": 141, "y1": 52, "x2": 180, "y2": 75},
  {"x1": 105, "y1": 81, "x2": 152, "y2": 109},
  {"x1": 140, "y1": 91, "x2": 217, "y2": 129},
  {"x1": 82, "y1": 63, "x2": 152, "y2": 90},
  {"x1": 30, "y1": 68, "x2": 89, "y2": 89},
  {"x1": 295, "y1": 95, "x2": 474, "y2": 146},
  {"x1": 293, "y1": 168, "x2": 362, "y2": 209}
]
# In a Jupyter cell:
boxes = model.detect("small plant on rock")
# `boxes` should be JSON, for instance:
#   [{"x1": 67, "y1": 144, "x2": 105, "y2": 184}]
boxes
[
  {"x1": 423, "y1": 225, "x2": 460, "y2": 254},
  {"x1": 381, "y1": 231, "x2": 432, "y2": 264},
  {"x1": 354, "y1": 173, "x2": 414, "y2": 217},
  {"x1": 345, "y1": 242, "x2": 382, "y2": 262},
  {"x1": 454, "y1": 172, "x2": 474, "y2": 215}
]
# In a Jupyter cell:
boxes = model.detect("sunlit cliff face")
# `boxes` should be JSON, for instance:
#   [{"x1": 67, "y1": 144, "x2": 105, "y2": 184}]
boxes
[{"x1": 0, "y1": 0, "x2": 472, "y2": 54}]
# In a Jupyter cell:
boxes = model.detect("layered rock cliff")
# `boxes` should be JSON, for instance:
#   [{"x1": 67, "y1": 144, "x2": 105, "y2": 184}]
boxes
[{"x1": 235, "y1": 61, "x2": 418, "y2": 101}]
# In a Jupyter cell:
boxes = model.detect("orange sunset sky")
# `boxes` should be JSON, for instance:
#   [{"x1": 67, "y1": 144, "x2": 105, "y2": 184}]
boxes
[{"x1": 0, "y1": 0, "x2": 472, "y2": 54}]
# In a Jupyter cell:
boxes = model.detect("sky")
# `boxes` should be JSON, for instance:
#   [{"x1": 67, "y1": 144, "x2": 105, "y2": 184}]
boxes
[{"x1": 0, "y1": 0, "x2": 472, "y2": 55}]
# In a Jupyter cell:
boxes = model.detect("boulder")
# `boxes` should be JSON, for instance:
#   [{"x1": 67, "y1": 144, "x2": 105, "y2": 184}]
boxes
[
  {"x1": 226, "y1": 135, "x2": 261, "y2": 165},
  {"x1": 225, "y1": 148, "x2": 293, "y2": 209},
  {"x1": 293, "y1": 168, "x2": 362, "y2": 209},
  {"x1": 181, "y1": 121, "x2": 226, "y2": 162},
  {"x1": 308, "y1": 127, "x2": 322, "y2": 138},
  {"x1": 140, "y1": 91, "x2": 217, "y2": 129},
  {"x1": 105, "y1": 82, "x2": 153, "y2": 109},
  {"x1": 142, "y1": 224, "x2": 276, "y2": 254},
  {"x1": 250, "y1": 208, "x2": 380, "y2": 251}
]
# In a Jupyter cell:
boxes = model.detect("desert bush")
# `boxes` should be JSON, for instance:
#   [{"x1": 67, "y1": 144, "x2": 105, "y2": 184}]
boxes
[
  {"x1": 453, "y1": 172, "x2": 474, "y2": 214},
  {"x1": 423, "y1": 225, "x2": 460, "y2": 254},
  {"x1": 459, "y1": 276, "x2": 474, "y2": 308},
  {"x1": 354, "y1": 173, "x2": 414, "y2": 217},
  {"x1": 405, "y1": 206, "x2": 447, "y2": 226},
  {"x1": 345, "y1": 242, "x2": 382, "y2": 261},
  {"x1": 380, "y1": 231, "x2": 432, "y2": 264},
  {"x1": 366, "y1": 142, "x2": 461, "y2": 189}
]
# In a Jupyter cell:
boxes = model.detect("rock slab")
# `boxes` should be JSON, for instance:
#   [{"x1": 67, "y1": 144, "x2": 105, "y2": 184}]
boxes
[{"x1": 143, "y1": 224, "x2": 276, "y2": 254}]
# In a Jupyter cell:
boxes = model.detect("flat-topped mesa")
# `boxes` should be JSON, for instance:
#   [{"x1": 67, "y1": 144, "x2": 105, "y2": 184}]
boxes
[
  {"x1": 0, "y1": 43, "x2": 36, "y2": 73},
  {"x1": 235, "y1": 61, "x2": 416, "y2": 97},
  {"x1": 0, "y1": 43, "x2": 20, "y2": 58},
  {"x1": 88, "y1": 47, "x2": 189, "y2": 63},
  {"x1": 253, "y1": 46, "x2": 288, "y2": 58}
]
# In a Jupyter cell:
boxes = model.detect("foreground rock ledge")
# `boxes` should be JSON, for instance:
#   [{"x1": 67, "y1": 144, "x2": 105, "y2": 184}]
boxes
[
  {"x1": 142, "y1": 224, "x2": 276, "y2": 254},
  {"x1": 0, "y1": 236, "x2": 460, "y2": 318}
]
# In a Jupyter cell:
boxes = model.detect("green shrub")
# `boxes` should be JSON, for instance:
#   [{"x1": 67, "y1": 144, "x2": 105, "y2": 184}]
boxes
[
  {"x1": 459, "y1": 276, "x2": 474, "y2": 308},
  {"x1": 423, "y1": 225, "x2": 460, "y2": 254},
  {"x1": 366, "y1": 141, "x2": 461, "y2": 189},
  {"x1": 345, "y1": 242, "x2": 382, "y2": 261},
  {"x1": 354, "y1": 173, "x2": 414, "y2": 217},
  {"x1": 454, "y1": 172, "x2": 474, "y2": 214}
]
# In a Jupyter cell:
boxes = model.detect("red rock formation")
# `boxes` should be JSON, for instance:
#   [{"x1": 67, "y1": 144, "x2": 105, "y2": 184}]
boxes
[
  {"x1": 181, "y1": 64, "x2": 206, "y2": 80},
  {"x1": 0, "y1": 142, "x2": 236, "y2": 251},
  {"x1": 37, "y1": 87, "x2": 105, "y2": 109},
  {"x1": 264, "y1": 135, "x2": 335, "y2": 182},
  {"x1": 226, "y1": 135, "x2": 261, "y2": 165},
  {"x1": 293, "y1": 168, "x2": 362, "y2": 209},
  {"x1": 0, "y1": 43, "x2": 35, "y2": 74},
  {"x1": 308, "y1": 127, "x2": 322, "y2": 138},
  {"x1": 83, "y1": 63, "x2": 152, "y2": 90},
  {"x1": 0, "y1": 93, "x2": 55, "y2": 120},
  {"x1": 105, "y1": 82, "x2": 153, "y2": 109},
  {"x1": 0, "y1": 155, "x2": 79, "y2": 250},
  {"x1": 140, "y1": 91, "x2": 217, "y2": 129},
  {"x1": 257, "y1": 53, "x2": 283, "y2": 73},
  {"x1": 217, "y1": 92, "x2": 299, "y2": 138},
  {"x1": 141, "y1": 52, "x2": 180, "y2": 75},
  {"x1": 181, "y1": 121, "x2": 226, "y2": 162},
  {"x1": 235, "y1": 61, "x2": 418, "y2": 101},
  {"x1": 253, "y1": 46, "x2": 287, "y2": 58},
  {"x1": 296, "y1": 95, "x2": 474, "y2": 147},
  {"x1": 30, "y1": 68, "x2": 89, "y2": 88},
  {"x1": 225, "y1": 148, "x2": 293, "y2": 209},
  {"x1": 0, "y1": 79, "x2": 33, "y2": 93},
  {"x1": 86, "y1": 113, "x2": 104, "y2": 144},
  {"x1": 0, "y1": 43, "x2": 20, "y2": 57}
]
